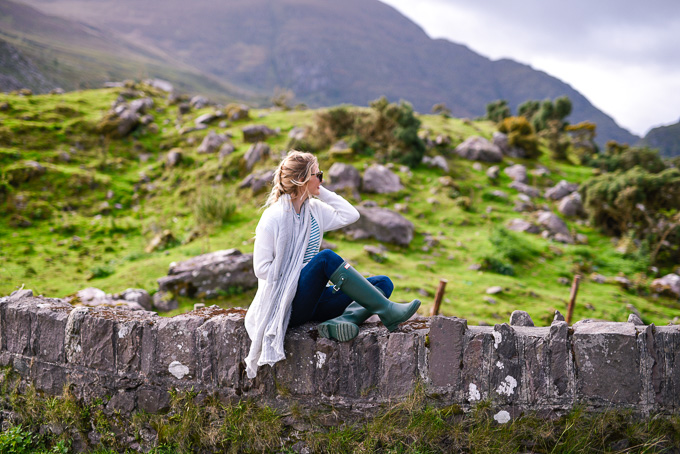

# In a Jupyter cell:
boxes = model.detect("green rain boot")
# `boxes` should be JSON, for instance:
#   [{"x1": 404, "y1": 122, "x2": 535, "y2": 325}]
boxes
[
  {"x1": 317, "y1": 302, "x2": 370, "y2": 342},
  {"x1": 329, "y1": 262, "x2": 420, "y2": 332}
]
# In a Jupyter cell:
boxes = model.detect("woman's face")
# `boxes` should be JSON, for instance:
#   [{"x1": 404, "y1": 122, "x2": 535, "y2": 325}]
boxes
[{"x1": 306, "y1": 163, "x2": 322, "y2": 197}]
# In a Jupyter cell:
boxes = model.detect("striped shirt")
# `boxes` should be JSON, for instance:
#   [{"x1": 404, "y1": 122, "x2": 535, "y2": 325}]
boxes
[{"x1": 303, "y1": 215, "x2": 321, "y2": 264}]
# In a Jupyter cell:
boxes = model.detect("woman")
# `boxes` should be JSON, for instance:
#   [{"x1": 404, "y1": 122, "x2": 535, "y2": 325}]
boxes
[{"x1": 244, "y1": 151, "x2": 420, "y2": 378}]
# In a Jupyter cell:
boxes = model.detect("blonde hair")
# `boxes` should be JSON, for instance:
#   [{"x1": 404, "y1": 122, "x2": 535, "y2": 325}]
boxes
[{"x1": 265, "y1": 150, "x2": 318, "y2": 206}]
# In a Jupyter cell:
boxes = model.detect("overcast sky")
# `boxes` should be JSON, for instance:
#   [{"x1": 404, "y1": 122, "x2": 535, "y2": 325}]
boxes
[{"x1": 380, "y1": 0, "x2": 680, "y2": 137}]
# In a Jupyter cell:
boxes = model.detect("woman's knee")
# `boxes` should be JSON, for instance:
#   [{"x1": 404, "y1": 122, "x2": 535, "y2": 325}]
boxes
[
  {"x1": 370, "y1": 275, "x2": 394, "y2": 297},
  {"x1": 315, "y1": 248, "x2": 343, "y2": 268}
]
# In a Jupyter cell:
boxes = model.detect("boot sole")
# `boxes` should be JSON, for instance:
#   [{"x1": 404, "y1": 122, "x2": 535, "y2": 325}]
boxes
[
  {"x1": 318, "y1": 322, "x2": 359, "y2": 342},
  {"x1": 384, "y1": 299, "x2": 421, "y2": 332}
]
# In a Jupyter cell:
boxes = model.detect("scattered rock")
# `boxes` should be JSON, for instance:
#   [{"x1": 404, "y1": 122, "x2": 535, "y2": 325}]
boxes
[
  {"x1": 364, "y1": 245, "x2": 387, "y2": 262},
  {"x1": 156, "y1": 249, "x2": 257, "y2": 303},
  {"x1": 531, "y1": 166, "x2": 551, "y2": 177},
  {"x1": 614, "y1": 276, "x2": 632, "y2": 289},
  {"x1": 486, "y1": 286, "x2": 503, "y2": 295},
  {"x1": 557, "y1": 277, "x2": 570, "y2": 286},
  {"x1": 650, "y1": 274, "x2": 680, "y2": 298},
  {"x1": 64, "y1": 287, "x2": 146, "y2": 311},
  {"x1": 288, "y1": 126, "x2": 307, "y2": 141},
  {"x1": 197, "y1": 130, "x2": 230, "y2": 154},
  {"x1": 326, "y1": 163, "x2": 361, "y2": 195},
  {"x1": 422, "y1": 155, "x2": 449, "y2": 172},
  {"x1": 242, "y1": 124, "x2": 277, "y2": 143},
  {"x1": 115, "y1": 288, "x2": 152, "y2": 311},
  {"x1": 195, "y1": 111, "x2": 223, "y2": 126},
  {"x1": 129, "y1": 97, "x2": 154, "y2": 115},
  {"x1": 144, "y1": 78, "x2": 173, "y2": 92},
  {"x1": 504, "y1": 164, "x2": 528, "y2": 183},
  {"x1": 225, "y1": 103, "x2": 250, "y2": 121},
  {"x1": 145, "y1": 230, "x2": 176, "y2": 253},
  {"x1": 536, "y1": 211, "x2": 571, "y2": 239},
  {"x1": 490, "y1": 190, "x2": 509, "y2": 200},
  {"x1": 509, "y1": 181, "x2": 541, "y2": 198},
  {"x1": 493, "y1": 131, "x2": 527, "y2": 158},
  {"x1": 343, "y1": 206, "x2": 414, "y2": 246},
  {"x1": 239, "y1": 169, "x2": 274, "y2": 194},
  {"x1": 553, "y1": 310, "x2": 565, "y2": 322},
  {"x1": 454, "y1": 136, "x2": 503, "y2": 162},
  {"x1": 545, "y1": 180, "x2": 579, "y2": 200},
  {"x1": 558, "y1": 192, "x2": 584, "y2": 217},
  {"x1": 507, "y1": 218, "x2": 540, "y2": 234},
  {"x1": 510, "y1": 310, "x2": 534, "y2": 327},
  {"x1": 468, "y1": 264, "x2": 482, "y2": 271},
  {"x1": 361, "y1": 164, "x2": 403, "y2": 194},
  {"x1": 243, "y1": 142, "x2": 271, "y2": 171},
  {"x1": 486, "y1": 166, "x2": 501, "y2": 180},
  {"x1": 166, "y1": 148, "x2": 182, "y2": 167},
  {"x1": 190, "y1": 95, "x2": 209, "y2": 109},
  {"x1": 483, "y1": 296, "x2": 497, "y2": 304},
  {"x1": 590, "y1": 273, "x2": 607, "y2": 284}
]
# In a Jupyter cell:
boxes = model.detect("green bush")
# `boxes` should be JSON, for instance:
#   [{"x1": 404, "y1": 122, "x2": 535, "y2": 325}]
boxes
[
  {"x1": 585, "y1": 142, "x2": 667, "y2": 173},
  {"x1": 485, "y1": 99, "x2": 510, "y2": 123},
  {"x1": 497, "y1": 116, "x2": 540, "y2": 158},
  {"x1": 481, "y1": 226, "x2": 542, "y2": 276},
  {"x1": 193, "y1": 186, "x2": 237, "y2": 227},
  {"x1": 0, "y1": 425, "x2": 34, "y2": 454}
]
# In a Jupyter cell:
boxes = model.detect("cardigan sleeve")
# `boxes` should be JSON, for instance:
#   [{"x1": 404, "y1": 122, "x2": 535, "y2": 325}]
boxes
[
  {"x1": 314, "y1": 186, "x2": 360, "y2": 232},
  {"x1": 253, "y1": 213, "x2": 276, "y2": 281}
]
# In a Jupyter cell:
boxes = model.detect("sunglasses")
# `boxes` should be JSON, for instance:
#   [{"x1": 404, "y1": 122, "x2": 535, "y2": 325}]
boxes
[{"x1": 313, "y1": 171, "x2": 323, "y2": 182}]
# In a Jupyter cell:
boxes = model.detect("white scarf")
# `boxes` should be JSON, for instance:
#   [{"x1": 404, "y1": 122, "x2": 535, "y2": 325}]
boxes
[{"x1": 245, "y1": 194, "x2": 311, "y2": 378}]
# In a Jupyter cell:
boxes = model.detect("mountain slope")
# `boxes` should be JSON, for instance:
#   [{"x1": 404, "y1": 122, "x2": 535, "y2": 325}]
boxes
[
  {"x1": 16, "y1": 0, "x2": 637, "y2": 146},
  {"x1": 639, "y1": 120, "x2": 680, "y2": 157},
  {"x1": 0, "y1": 0, "x2": 253, "y2": 101}
]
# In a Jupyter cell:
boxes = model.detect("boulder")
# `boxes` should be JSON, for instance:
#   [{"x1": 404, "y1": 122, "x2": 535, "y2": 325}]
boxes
[
  {"x1": 144, "y1": 78, "x2": 173, "y2": 92},
  {"x1": 361, "y1": 164, "x2": 403, "y2": 194},
  {"x1": 115, "y1": 288, "x2": 153, "y2": 311},
  {"x1": 493, "y1": 132, "x2": 527, "y2": 158},
  {"x1": 504, "y1": 164, "x2": 528, "y2": 183},
  {"x1": 510, "y1": 310, "x2": 534, "y2": 327},
  {"x1": 486, "y1": 165, "x2": 500, "y2": 179},
  {"x1": 218, "y1": 143, "x2": 235, "y2": 160},
  {"x1": 243, "y1": 142, "x2": 271, "y2": 171},
  {"x1": 239, "y1": 169, "x2": 275, "y2": 194},
  {"x1": 651, "y1": 274, "x2": 680, "y2": 298},
  {"x1": 288, "y1": 126, "x2": 307, "y2": 141},
  {"x1": 545, "y1": 180, "x2": 579, "y2": 200},
  {"x1": 454, "y1": 136, "x2": 503, "y2": 162},
  {"x1": 145, "y1": 230, "x2": 176, "y2": 253},
  {"x1": 195, "y1": 111, "x2": 223, "y2": 126},
  {"x1": 129, "y1": 97, "x2": 154, "y2": 115},
  {"x1": 343, "y1": 206, "x2": 414, "y2": 246},
  {"x1": 509, "y1": 181, "x2": 541, "y2": 198},
  {"x1": 326, "y1": 163, "x2": 361, "y2": 194},
  {"x1": 190, "y1": 95, "x2": 209, "y2": 109},
  {"x1": 422, "y1": 155, "x2": 449, "y2": 172},
  {"x1": 536, "y1": 211, "x2": 572, "y2": 239},
  {"x1": 558, "y1": 192, "x2": 584, "y2": 217},
  {"x1": 242, "y1": 124, "x2": 277, "y2": 143},
  {"x1": 116, "y1": 109, "x2": 140, "y2": 136},
  {"x1": 165, "y1": 149, "x2": 182, "y2": 167},
  {"x1": 225, "y1": 103, "x2": 250, "y2": 121},
  {"x1": 156, "y1": 249, "x2": 257, "y2": 301},
  {"x1": 507, "y1": 218, "x2": 540, "y2": 234},
  {"x1": 197, "y1": 130, "x2": 229, "y2": 154}
]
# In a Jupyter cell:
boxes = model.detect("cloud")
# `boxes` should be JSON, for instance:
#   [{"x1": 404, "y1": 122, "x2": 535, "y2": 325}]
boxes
[{"x1": 380, "y1": 0, "x2": 680, "y2": 135}]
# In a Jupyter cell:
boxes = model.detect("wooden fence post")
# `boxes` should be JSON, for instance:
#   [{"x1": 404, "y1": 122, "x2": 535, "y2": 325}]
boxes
[
  {"x1": 430, "y1": 279, "x2": 448, "y2": 316},
  {"x1": 566, "y1": 274, "x2": 582, "y2": 325}
]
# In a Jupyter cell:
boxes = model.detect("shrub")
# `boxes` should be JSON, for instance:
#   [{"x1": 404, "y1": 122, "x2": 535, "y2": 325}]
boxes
[
  {"x1": 581, "y1": 166, "x2": 680, "y2": 266},
  {"x1": 0, "y1": 425, "x2": 34, "y2": 453},
  {"x1": 193, "y1": 186, "x2": 237, "y2": 227},
  {"x1": 481, "y1": 226, "x2": 541, "y2": 276},
  {"x1": 485, "y1": 100, "x2": 511, "y2": 123},
  {"x1": 311, "y1": 106, "x2": 357, "y2": 149},
  {"x1": 585, "y1": 142, "x2": 667, "y2": 174},
  {"x1": 498, "y1": 116, "x2": 540, "y2": 159}
]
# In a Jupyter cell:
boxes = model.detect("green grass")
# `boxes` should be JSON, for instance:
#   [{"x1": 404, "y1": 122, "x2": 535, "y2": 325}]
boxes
[
  {"x1": 1, "y1": 369, "x2": 679, "y2": 453},
  {"x1": 1, "y1": 86, "x2": 679, "y2": 325}
]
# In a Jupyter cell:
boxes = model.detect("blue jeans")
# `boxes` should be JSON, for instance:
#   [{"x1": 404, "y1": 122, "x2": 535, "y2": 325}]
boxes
[{"x1": 288, "y1": 249, "x2": 394, "y2": 327}]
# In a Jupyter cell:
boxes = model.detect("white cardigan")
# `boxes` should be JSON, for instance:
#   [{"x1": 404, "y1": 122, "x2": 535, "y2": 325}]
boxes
[{"x1": 245, "y1": 186, "x2": 360, "y2": 377}]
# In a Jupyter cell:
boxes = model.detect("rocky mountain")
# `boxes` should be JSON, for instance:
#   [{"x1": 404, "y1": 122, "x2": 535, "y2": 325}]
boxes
[
  {"x1": 13, "y1": 0, "x2": 637, "y2": 146},
  {"x1": 0, "y1": 0, "x2": 250, "y2": 100},
  {"x1": 639, "y1": 120, "x2": 680, "y2": 158}
]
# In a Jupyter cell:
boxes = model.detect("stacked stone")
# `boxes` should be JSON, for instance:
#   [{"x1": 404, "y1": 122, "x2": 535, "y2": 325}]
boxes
[{"x1": 1, "y1": 291, "x2": 678, "y2": 418}]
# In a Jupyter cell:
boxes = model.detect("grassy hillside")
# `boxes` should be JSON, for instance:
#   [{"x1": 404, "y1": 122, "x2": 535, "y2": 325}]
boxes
[
  {"x1": 640, "y1": 120, "x2": 680, "y2": 158},
  {"x1": 0, "y1": 84, "x2": 677, "y2": 326}
]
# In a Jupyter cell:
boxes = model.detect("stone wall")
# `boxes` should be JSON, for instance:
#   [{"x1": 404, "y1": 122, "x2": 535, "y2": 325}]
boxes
[{"x1": 1, "y1": 291, "x2": 678, "y2": 420}]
